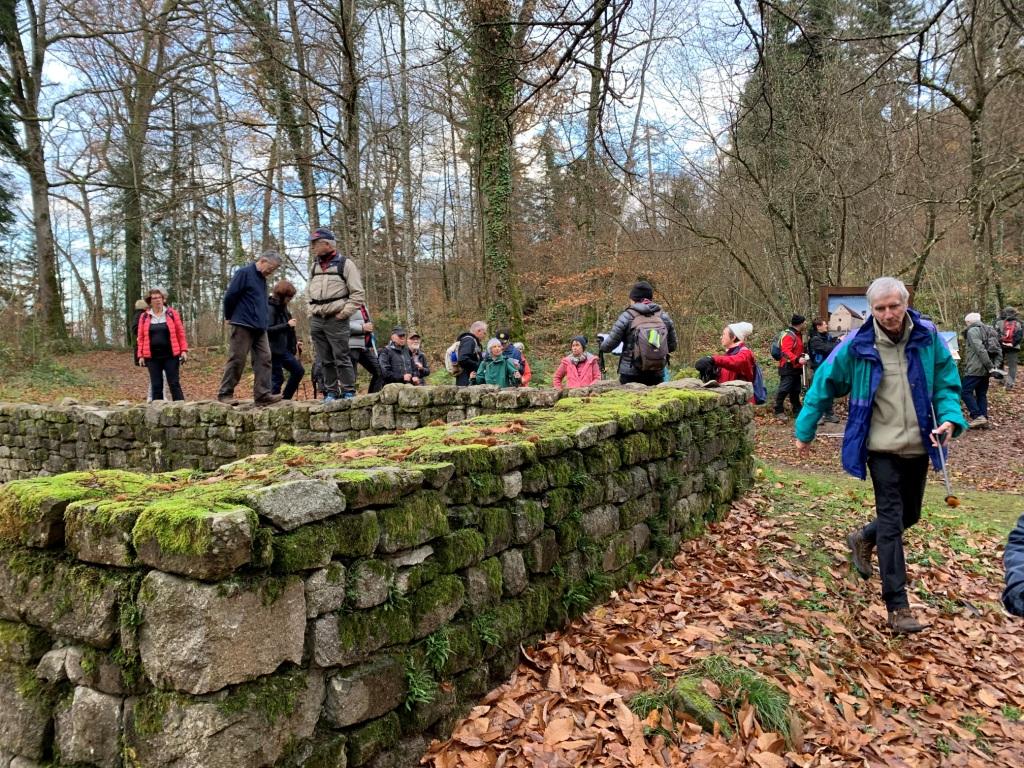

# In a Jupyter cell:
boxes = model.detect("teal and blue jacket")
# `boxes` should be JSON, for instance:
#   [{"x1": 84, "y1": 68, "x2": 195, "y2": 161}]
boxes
[{"x1": 794, "y1": 308, "x2": 968, "y2": 479}]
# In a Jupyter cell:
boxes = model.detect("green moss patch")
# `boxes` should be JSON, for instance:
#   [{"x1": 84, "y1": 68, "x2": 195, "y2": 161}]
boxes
[{"x1": 434, "y1": 530, "x2": 485, "y2": 573}]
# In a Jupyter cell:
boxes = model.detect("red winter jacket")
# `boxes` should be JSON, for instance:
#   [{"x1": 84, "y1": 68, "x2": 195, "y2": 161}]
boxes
[
  {"x1": 779, "y1": 328, "x2": 804, "y2": 368},
  {"x1": 553, "y1": 354, "x2": 602, "y2": 389},
  {"x1": 137, "y1": 308, "x2": 189, "y2": 360},
  {"x1": 713, "y1": 344, "x2": 756, "y2": 384}
]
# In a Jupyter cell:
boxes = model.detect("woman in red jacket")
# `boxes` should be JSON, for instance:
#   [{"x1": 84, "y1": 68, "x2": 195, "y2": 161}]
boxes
[
  {"x1": 553, "y1": 336, "x2": 602, "y2": 389},
  {"x1": 136, "y1": 288, "x2": 189, "y2": 401},
  {"x1": 712, "y1": 322, "x2": 756, "y2": 385}
]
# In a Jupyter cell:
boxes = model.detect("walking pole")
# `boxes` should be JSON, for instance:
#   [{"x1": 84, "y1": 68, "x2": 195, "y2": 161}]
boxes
[{"x1": 930, "y1": 403, "x2": 960, "y2": 508}]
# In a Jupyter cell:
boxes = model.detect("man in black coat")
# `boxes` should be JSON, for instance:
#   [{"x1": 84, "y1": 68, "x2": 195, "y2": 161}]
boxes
[
  {"x1": 808, "y1": 318, "x2": 841, "y2": 423},
  {"x1": 379, "y1": 327, "x2": 421, "y2": 385}
]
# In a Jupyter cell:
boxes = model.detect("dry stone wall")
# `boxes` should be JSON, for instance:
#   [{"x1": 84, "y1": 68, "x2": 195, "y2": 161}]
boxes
[
  {"x1": 0, "y1": 386, "x2": 562, "y2": 482},
  {"x1": 0, "y1": 383, "x2": 755, "y2": 768}
]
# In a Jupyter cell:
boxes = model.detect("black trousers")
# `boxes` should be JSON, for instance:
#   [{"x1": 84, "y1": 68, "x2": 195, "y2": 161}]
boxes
[
  {"x1": 863, "y1": 452, "x2": 929, "y2": 611},
  {"x1": 774, "y1": 367, "x2": 802, "y2": 415},
  {"x1": 619, "y1": 371, "x2": 663, "y2": 386},
  {"x1": 310, "y1": 315, "x2": 356, "y2": 395},
  {"x1": 146, "y1": 356, "x2": 184, "y2": 401},
  {"x1": 350, "y1": 347, "x2": 383, "y2": 393}
]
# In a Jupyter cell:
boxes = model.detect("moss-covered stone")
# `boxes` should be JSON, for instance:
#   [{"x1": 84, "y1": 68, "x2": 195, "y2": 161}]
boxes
[
  {"x1": 346, "y1": 711, "x2": 401, "y2": 766},
  {"x1": 348, "y1": 559, "x2": 396, "y2": 609},
  {"x1": 520, "y1": 462, "x2": 549, "y2": 493},
  {"x1": 378, "y1": 492, "x2": 449, "y2": 553},
  {"x1": 619, "y1": 432, "x2": 653, "y2": 465},
  {"x1": 511, "y1": 499, "x2": 545, "y2": 544},
  {"x1": 434, "y1": 529, "x2": 485, "y2": 573},
  {"x1": 479, "y1": 507, "x2": 513, "y2": 557},
  {"x1": 523, "y1": 529, "x2": 559, "y2": 574},
  {"x1": 619, "y1": 493, "x2": 660, "y2": 528},
  {"x1": 410, "y1": 575, "x2": 465, "y2": 638},
  {"x1": 436, "y1": 621, "x2": 484, "y2": 678},
  {"x1": 318, "y1": 605, "x2": 415, "y2": 667},
  {"x1": 543, "y1": 487, "x2": 576, "y2": 527},
  {"x1": 602, "y1": 530, "x2": 635, "y2": 572},
  {"x1": 555, "y1": 518, "x2": 584, "y2": 553},
  {"x1": 0, "y1": 621, "x2": 49, "y2": 664}
]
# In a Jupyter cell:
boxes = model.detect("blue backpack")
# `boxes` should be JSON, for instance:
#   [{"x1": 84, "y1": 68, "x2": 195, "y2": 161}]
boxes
[{"x1": 752, "y1": 363, "x2": 768, "y2": 405}]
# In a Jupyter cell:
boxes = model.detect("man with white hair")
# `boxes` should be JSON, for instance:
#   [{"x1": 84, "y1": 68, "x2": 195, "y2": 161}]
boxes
[
  {"x1": 961, "y1": 311, "x2": 1001, "y2": 428},
  {"x1": 794, "y1": 277, "x2": 968, "y2": 635},
  {"x1": 308, "y1": 227, "x2": 366, "y2": 401},
  {"x1": 218, "y1": 251, "x2": 283, "y2": 406}
]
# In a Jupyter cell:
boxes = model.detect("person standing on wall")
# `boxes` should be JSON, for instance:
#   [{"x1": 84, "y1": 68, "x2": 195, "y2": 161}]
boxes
[
  {"x1": 136, "y1": 288, "x2": 188, "y2": 402},
  {"x1": 307, "y1": 228, "x2": 365, "y2": 401},
  {"x1": 218, "y1": 251, "x2": 282, "y2": 406},
  {"x1": 267, "y1": 280, "x2": 305, "y2": 401},
  {"x1": 795, "y1": 277, "x2": 967, "y2": 635},
  {"x1": 348, "y1": 304, "x2": 383, "y2": 393}
]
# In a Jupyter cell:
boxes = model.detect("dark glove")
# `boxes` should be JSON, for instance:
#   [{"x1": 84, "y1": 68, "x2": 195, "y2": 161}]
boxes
[{"x1": 694, "y1": 356, "x2": 717, "y2": 383}]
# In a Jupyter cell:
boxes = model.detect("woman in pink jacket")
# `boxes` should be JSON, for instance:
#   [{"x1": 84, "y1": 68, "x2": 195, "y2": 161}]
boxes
[{"x1": 553, "y1": 336, "x2": 602, "y2": 389}]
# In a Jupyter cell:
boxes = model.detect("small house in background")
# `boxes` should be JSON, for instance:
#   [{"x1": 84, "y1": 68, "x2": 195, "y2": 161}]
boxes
[{"x1": 829, "y1": 303, "x2": 865, "y2": 333}]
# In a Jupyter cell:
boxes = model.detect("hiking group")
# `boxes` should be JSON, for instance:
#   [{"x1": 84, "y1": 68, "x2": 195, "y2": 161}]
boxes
[{"x1": 130, "y1": 240, "x2": 1023, "y2": 634}]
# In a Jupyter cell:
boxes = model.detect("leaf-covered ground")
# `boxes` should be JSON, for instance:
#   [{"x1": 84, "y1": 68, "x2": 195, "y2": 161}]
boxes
[{"x1": 426, "y1": 466, "x2": 1024, "y2": 767}]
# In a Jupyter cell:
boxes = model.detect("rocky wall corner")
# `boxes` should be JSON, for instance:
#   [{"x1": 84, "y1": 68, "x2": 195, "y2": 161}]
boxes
[{"x1": 0, "y1": 382, "x2": 755, "y2": 768}]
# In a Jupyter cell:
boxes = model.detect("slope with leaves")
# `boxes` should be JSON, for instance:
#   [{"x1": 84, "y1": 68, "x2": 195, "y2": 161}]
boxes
[{"x1": 425, "y1": 466, "x2": 1024, "y2": 767}]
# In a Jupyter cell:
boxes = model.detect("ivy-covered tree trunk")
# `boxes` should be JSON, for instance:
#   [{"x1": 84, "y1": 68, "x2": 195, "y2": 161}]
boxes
[{"x1": 467, "y1": 0, "x2": 523, "y2": 338}]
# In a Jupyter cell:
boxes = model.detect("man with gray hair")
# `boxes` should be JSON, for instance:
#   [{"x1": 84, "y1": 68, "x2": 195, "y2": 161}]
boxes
[
  {"x1": 795, "y1": 276, "x2": 968, "y2": 634},
  {"x1": 961, "y1": 312, "x2": 1001, "y2": 428},
  {"x1": 218, "y1": 251, "x2": 283, "y2": 406},
  {"x1": 308, "y1": 227, "x2": 365, "y2": 400},
  {"x1": 454, "y1": 320, "x2": 488, "y2": 386}
]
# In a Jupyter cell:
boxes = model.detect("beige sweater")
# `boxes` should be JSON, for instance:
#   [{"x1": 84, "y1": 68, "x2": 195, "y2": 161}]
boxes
[{"x1": 867, "y1": 317, "x2": 926, "y2": 456}]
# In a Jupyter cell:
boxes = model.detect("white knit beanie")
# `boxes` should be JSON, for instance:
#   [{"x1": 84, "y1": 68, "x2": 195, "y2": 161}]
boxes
[
  {"x1": 728, "y1": 322, "x2": 753, "y2": 341},
  {"x1": 965, "y1": 312, "x2": 981, "y2": 325}
]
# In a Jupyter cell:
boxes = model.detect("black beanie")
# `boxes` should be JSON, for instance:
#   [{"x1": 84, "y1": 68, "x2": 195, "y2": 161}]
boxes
[
  {"x1": 571, "y1": 335, "x2": 588, "y2": 349},
  {"x1": 629, "y1": 281, "x2": 654, "y2": 302},
  {"x1": 791, "y1": 314, "x2": 806, "y2": 327}
]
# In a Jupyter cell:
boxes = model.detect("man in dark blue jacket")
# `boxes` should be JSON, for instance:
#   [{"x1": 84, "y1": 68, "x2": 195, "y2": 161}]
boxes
[
  {"x1": 218, "y1": 251, "x2": 283, "y2": 405},
  {"x1": 1004, "y1": 514, "x2": 1024, "y2": 617}
]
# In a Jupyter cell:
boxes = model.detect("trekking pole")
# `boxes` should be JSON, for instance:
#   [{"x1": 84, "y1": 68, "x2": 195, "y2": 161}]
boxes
[{"x1": 930, "y1": 403, "x2": 960, "y2": 508}]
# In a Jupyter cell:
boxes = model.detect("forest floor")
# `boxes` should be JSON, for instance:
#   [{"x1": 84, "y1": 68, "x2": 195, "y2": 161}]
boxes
[{"x1": 3, "y1": 351, "x2": 1023, "y2": 766}]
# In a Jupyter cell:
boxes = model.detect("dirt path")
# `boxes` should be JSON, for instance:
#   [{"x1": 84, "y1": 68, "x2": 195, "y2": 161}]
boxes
[{"x1": 426, "y1": 468, "x2": 1024, "y2": 767}]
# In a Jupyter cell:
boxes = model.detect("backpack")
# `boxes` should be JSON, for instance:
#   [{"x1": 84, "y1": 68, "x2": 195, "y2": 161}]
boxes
[
  {"x1": 629, "y1": 310, "x2": 670, "y2": 371},
  {"x1": 770, "y1": 329, "x2": 794, "y2": 361},
  {"x1": 752, "y1": 363, "x2": 768, "y2": 405},
  {"x1": 981, "y1": 324, "x2": 1002, "y2": 360},
  {"x1": 1000, "y1": 319, "x2": 1023, "y2": 349},
  {"x1": 444, "y1": 340, "x2": 462, "y2": 375}
]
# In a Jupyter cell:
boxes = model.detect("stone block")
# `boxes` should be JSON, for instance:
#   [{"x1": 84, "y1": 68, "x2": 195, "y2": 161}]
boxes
[
  {"x1": 602, "y1": 530, "x2": 635, "y2": 572},
  {"x1": 317, "y1": 468, "x2": 425, "y2": 510},
  {"x1": 133, "y1": 507, "x2": 255, "y2": 581},
  {"x1": 410, "y1": 575, "x2": 464, "y2": 638},
  {"x1": 348, "y1": 560, "x2": 395, "y2": 609},
  {"x1": 377, "y1": 492, "x2": 448, "y2": 553},
  {"x1": 311, "y1": 605, "x2": 414, "y2": 668},
  {"x1": 480, "y1": 507, "x2": 512, "y2": 558},
  {"x1": 0, "y1": 664, "x2": 53, "y2": 760},
  {"x1": 244, "y1": 479, "x2": 346, "y2": 531},
  {"x1": 460, "y1": 559, "x2": 502, "y2": 615},
  {"x1": 54, "y1": 686, "x2": 122, "y2": 768},
  {"x1": 346, "y1": 712, "x2": 401, "y2": 767},
  {"x1": 434, "y1": 530, "x2": 484, "y2": 573},
  {"x1": 304, "y1": 563, "x2": 347, "y2": 618},
  {"x1": 124, "y1": 669, "x2": 324, "y2": 768},
  {"x1": 65, "y1": 499, "x2": 141, "y2": 567},
  {"x1": 0, "y1": 553, "x2": 125, "y2": 648},
  {"x1": 499, "y1": 550, "x2": 528, "y2": 597},
  {"x1": 582, "y1": 505, "x2": 620, "y2": 540},
  {"x1": 64, "y1": 646, "x2": 144, "y2": 695},
  {"x1": 139, "y1": 572, "x2": 305, "y2": 695},
  {"x1": 323, "y1": 656, "x2": 406, "y2": 728},
  {"x1": 511, "y1": 499, "x2": 544, "y2": 544},
  {"x1": 523, "y1": 529, "x2": 559, "y2": 574},
  {"x1": 501, "y1": 471, "x2": 523, "y2": 499},
  {"x1": 0, "y1": 622, "x2": 49, "y2": 665}
]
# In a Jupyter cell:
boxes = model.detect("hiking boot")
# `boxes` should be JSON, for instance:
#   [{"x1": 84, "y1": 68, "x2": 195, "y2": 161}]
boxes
[
  {"x1": 824, "y1": 414, "x2": 841, "y2": 424},
  {"x1": 887, "y1": 607, "x2": 927, "y2": 635},
  {"x1": 217, "y1": 395, "x2": 239, "y2": 406},
  {"x1": 774, "y1": 412, "x2": 789, "y2": 423},
  {"x1": 341, "y1": 391, "x2": 356, "y2": 400},
  {"x1": 323, "y1": 392, "x2": 337, "y2": 403},
  {"x1": 846, "y1": 529, "x2": 874, "y2": 580},
  {"x1": 255, "y1": 394, "x2": 283, "y2": 407},
  {"x1": 968, "y1": 415, "x2": 988, "y2": 428}
]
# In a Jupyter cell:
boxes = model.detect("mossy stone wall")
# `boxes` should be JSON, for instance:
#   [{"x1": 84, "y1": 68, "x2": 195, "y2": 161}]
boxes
[
  {"x1": 0, "y1": 382, "x2": 755, "y2": 768},
  {"x1": 0, "y1": 385, "x2": 561, "y2": 482}
]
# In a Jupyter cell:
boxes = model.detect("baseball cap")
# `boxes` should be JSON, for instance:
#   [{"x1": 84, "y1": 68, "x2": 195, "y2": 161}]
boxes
[{"x1": 310, "y1": 227, "x2": 335, "y2": 242}]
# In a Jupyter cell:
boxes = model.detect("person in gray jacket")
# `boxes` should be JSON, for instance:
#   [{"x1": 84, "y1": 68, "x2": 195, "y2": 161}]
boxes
[
  {"x1": 348, "y1": 305, "x2": 383, "y2": 393},
  {"x1": 599, "y1": 281, "x2": 677, "y2": 385},
  {"x1": 995, "y1": 306, "x2": 1021, "y2": 389},
  {"x1": 961, "y1": 312, "x2": 1001, "y2": 428}
]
